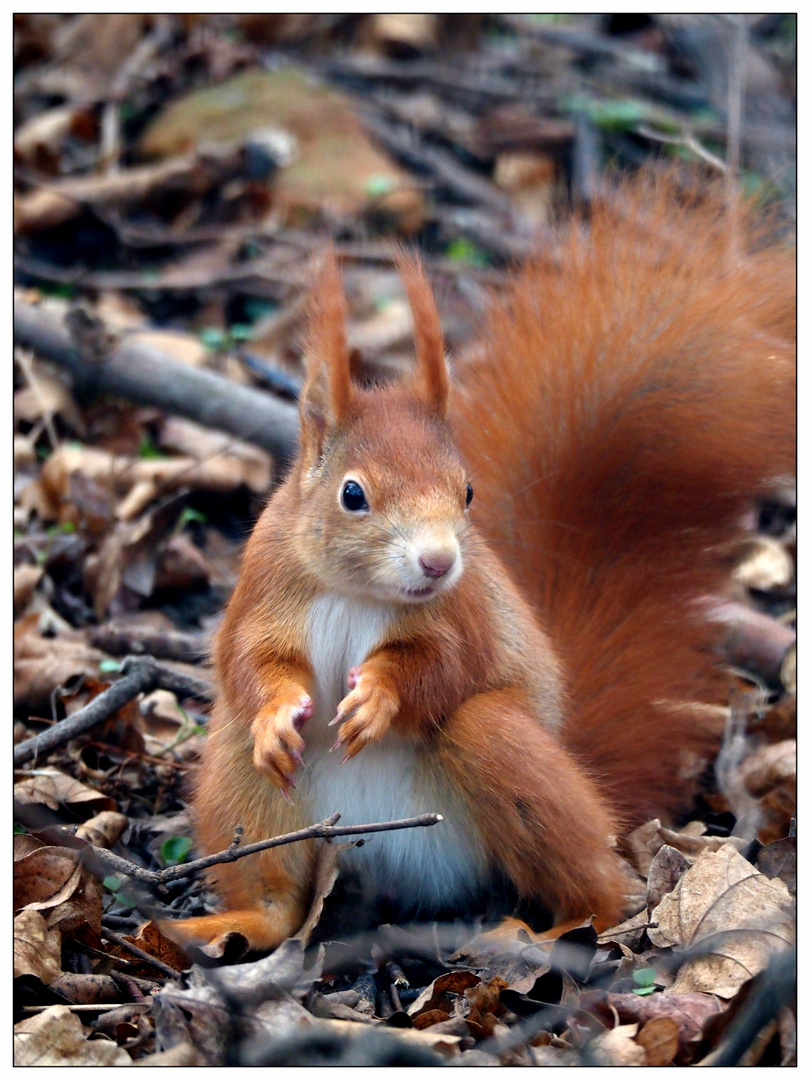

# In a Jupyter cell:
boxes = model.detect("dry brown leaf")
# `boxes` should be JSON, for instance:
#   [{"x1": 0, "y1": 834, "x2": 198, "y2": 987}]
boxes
[
  {"x1": 756, "y1": 835, "x2": 796, "y2": 895},
  {"x1": 122, "y1": 921, "x2": 190, "y2": 978},
  {"x1": 407, "y1": 970, "x2": 481, "y2": 1019},
  {"x1": 494, "y1": 150, "x2": 556, "y2": 228},
  {"x1": 51, "y1": 972, "x2": 148, "y2": 1005},
  {"x1": 14, "y1": 1004, "x2": 132, "y2": 1066},
  {"x1": 89, "y1": 497, "x2": 184, "y2": 617},
  {"x1": 625, "y1": 816, "x2": 746, "y2": 877},
  {"x1": 14, "y1": 845, "x2": 84, "y2": 913},
  {"x1": 580, "y1": 988, "x2": 724, "y2": 1062},
  {"x1": 636, "y1": 1015, "x2": 680, "y2": 1066},
  {"x1": 157, "y1": 416, "x2": 272, "y2": 493},
  {"x1": 75, "y1": 810, "x2": 129, "y2": 848},
  {"x1": 14, "y1": 614, "x2": 104, "y2": 715},
  {"x1": 597, "y1": 908, "x2": 650, "y2": 951},
  {"x1": 362, "y1": 13, "x2": 439, "y2": 55},
  {"x1": 14, "y1": 364, "x2": 84, "y2": 432},
  {"x1": 648, "y1": 844, "x2": 794, "y2": 998},
  {"x1": 15, "y1": 769, "x2": 117, "y2": 818},
  {"x1": 14, "y1": 833, "x2": 46, "y2": 860},
  {"x1": 293, "y1": 841, "x2": 344, "y2": 945},
  {"x1": 41, "y1": 443, "x2": 259, "y2": 526},
  {"x1": 737, "y1": 739, "x2": 796, "y2": 799},
  {"x1": 14, "y1": 103, "x2": 81, "y2": 160},
  {"x1": 51, "y1": 13, "x2": 151, "y2": 98},
  {"x1": 14, "y1": 909, "x2": 62, "y2": 983},
  {"x1": 14, "y1": 564, "x2": 44, "y2": 614},
  {"x1": 590, "y1": 1022, "x2": 646, "y2": 1066},
  {"x1": 139, "y1": 68, "x2": 424, "y2": 231},
  {"x1": 14, "y1": 839, "x2": 106, "y2": 943},
  {"x1": 645, "y1": 843, "x2": 692, "y2": 912}
]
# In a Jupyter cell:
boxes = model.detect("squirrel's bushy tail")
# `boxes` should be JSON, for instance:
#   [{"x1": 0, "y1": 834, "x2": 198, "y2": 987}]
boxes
[{"x1": 453, "y1": 175, "x2": 795, "y2": 828}]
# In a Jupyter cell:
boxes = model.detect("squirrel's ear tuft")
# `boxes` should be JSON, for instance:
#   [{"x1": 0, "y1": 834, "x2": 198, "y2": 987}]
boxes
[
  {"x1": 397, "y1": 249, "x2": 450, "y2": 418},
  {"x1": 301, "y1": 245, "x2": 355, "y2": 453}
]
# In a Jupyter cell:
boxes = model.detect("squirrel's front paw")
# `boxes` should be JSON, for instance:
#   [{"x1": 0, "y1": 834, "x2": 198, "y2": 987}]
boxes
[
  {"x1": 329, "y1": 665, "x2": 399, "y2": 761},
  {"x1": 252, "y1": 692, "x2": 313, "y2": 798}
]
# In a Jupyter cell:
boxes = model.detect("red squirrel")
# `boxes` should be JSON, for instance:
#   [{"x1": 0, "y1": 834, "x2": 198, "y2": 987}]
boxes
[{"x1": 167, "y1": 176, "x2": 795, "y2": 954}]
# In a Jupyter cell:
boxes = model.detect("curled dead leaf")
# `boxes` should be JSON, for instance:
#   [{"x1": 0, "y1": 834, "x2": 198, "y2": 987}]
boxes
[
  {"x1": 14, "y1": 909, "x2": 62, "y2": 983},
  {"x1": 75, "y1": 810, "x2": 129, "y2": 848}
]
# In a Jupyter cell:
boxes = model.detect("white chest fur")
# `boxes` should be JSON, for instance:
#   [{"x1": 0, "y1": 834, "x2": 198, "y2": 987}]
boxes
[{"x1": 298, "y1": 594, "x2": 487, "y2": 912}]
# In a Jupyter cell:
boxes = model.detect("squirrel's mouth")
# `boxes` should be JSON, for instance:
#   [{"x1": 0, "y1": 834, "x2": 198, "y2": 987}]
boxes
[{"x1": 399, "y1": 584, "x2": 437, "y2": 600}]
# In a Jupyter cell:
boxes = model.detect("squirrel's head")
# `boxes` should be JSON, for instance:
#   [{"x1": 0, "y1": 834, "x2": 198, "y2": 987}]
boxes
[{"x1": 294, "y1": 246, "x2": 472, "y2": 605}]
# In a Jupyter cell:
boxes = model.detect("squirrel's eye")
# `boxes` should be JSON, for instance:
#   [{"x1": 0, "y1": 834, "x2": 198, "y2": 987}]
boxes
[
  {"x1": 465, "y1": 483, "x2": 474, "y2": 507},
  {"x1": 341, "y1": 480, "x2": 369, "y2": 512}
]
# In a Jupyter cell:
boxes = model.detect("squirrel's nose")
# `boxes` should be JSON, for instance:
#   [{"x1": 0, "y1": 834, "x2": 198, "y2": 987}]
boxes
[{"x1": 419, "y1": 551, "x2": 456, "y2": 579}]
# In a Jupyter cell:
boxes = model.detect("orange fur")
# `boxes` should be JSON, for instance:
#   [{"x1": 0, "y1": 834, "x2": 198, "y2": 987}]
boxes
[
  {"x1": 166, "y1": 176, "x2": 795, "y2": 954},
  {"x1": 453, "y1": 175, "x2": 796, "y2": 828}
]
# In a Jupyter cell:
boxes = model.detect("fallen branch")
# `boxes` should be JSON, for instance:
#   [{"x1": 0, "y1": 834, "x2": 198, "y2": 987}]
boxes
[
  {"x1": 89, "y1": 623, "x2": 208, "y2": 664},
  {"x1": 13, "y1": 655, "x2": 214, "y2": 767},
  {"x1": 73, "y1": 812, "x2": 442, "y2": 891},
  {"x1": 14, "y1": 145, "x2": 245, "y2": 234},
  {"x1": 13, "y1": 297, "x2": 299, "y2": 461}
]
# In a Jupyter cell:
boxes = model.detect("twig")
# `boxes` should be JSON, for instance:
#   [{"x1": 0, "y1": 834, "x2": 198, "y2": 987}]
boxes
[
  {"x1": 13, "y1": 297, "x2": 300, "y2": 462},
  {"x1": 71, "y1": 812, "x2": 442, "y2": 890},
  {"x1": 101, "y1": 925, "x2": 183, "y2": 981},
  {"x1": 148, "y1": 812, "x2": 443, "y2": 885},
  {"x1": 13, "y1": 655, "x2": 213, "y2": 767},
  {"x1": 637, "y1": 125, "x2": 728, "y2": 174},
  {"x1": 14, "y1": 146, "x2": 245, "y2": 234}
]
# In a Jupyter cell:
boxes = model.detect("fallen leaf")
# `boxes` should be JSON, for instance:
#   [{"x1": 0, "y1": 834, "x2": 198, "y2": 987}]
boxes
[
  {"x1": 14, "y1": 909, "x2": 62, "y2": 983},
  {"x1": 590, "y1": 1022, "x2": 646, "y2": 1066},
  {"x1": 120, "y1": 921, "x2": 189, "y2": 978},
  {"x1": 579, "y1": 988, "x2": 724, "y2": 1063},
  {"x1": 636, "y1": 1015, "x2": 680, "y2": 1066},
  {"x1": 648, "y1": 844, "x2": 794, "y2": 998},
  {"x1": 14, "y1": 1005, "x2": 132, "y2": 1066},
  {"x1": 14, "y1": 564, "x2": 44, "y2": 615},
  {"x1": 646, "y1": 844, "x2": 691, "y2": 912},
  {"x1": 293, "y1": 841, "x2": 344, "y2": 945},
  {"x1": 139, "y1": 68, "x2": 424, "y2": 231},
  {"x1": 15, "y1": 769, "x2": 117, "y2": 818},
  {"x1": 756, "y1": 835, "x2": 796, "y2": 895},
  {"x1": 408, "y1": 970, "x2": 481, "y2": 1019},
  {"x1": 75, "y1": 810, "x2": 129, "y2": 848},
  {"x1": 14, "y1": 613, "x2": 104, "y2": 716}
]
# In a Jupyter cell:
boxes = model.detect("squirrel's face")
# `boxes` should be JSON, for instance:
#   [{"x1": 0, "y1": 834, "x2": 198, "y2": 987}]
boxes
[{"x1": 296, "y1": 391, "x2": 472, "y2": 605}]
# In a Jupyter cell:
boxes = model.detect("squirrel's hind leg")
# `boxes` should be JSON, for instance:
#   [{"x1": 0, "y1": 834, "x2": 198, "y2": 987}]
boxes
[
  {"x1": 162, "y1": 726, "x2": 316, "y2": 955},
  {"x1": 437, "y1": 689, "x2": 629, "y2": 931}
]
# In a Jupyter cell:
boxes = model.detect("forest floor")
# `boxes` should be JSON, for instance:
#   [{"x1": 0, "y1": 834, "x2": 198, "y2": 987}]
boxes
[{"x1": 13, "y1": 14, "x2": 796, "y2": 1066}]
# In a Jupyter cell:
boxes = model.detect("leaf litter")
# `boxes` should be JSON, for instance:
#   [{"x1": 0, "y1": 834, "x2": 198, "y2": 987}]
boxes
[{"x1": 13, "y1": 13, "x2": 795, "y2": 1067}]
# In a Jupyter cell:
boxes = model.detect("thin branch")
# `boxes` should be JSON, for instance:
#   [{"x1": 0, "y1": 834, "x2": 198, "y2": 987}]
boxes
[
  {"x1": 636, "y1": 125, "x2": 728, "y2": 174},
  {"x1": 134, "y1": 812, "x2": 444, "y2": 885},
  {"x1": 13, "y1": 655, "x2": 213, "y2": 767}
]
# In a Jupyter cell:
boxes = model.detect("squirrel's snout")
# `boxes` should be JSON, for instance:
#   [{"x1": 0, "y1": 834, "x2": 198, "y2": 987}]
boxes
[{"x1": 419, "y1": 550, "x2": 456, "y2": 579}]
